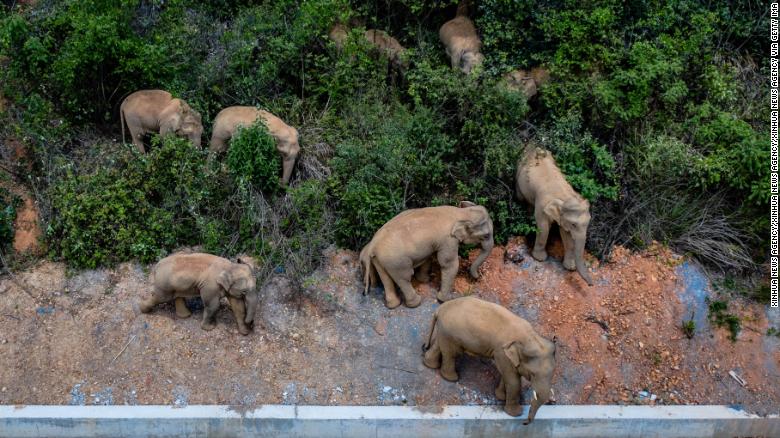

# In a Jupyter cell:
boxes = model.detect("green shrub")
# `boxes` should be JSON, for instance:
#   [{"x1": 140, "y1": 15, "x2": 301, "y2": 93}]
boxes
[
  {"x1": 48, "y1": 137, "x2": 231, "y2": 268},
  {"x1": 0, "y1": 187, "x2": 18, "y2": 252},
  {"x1": 227, "y1": 120, "x2": 282, "y2": 195}
]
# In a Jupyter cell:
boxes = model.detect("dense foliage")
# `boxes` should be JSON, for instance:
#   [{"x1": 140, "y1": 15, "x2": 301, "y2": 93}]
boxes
[{"x1": 0, "y1": 0, "x2": 768, "y2": 280}]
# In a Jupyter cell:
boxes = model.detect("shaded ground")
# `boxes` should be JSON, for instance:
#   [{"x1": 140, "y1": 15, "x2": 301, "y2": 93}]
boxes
[{"x1": 0, "y1": 239, "x2": 778, "y2": 415}]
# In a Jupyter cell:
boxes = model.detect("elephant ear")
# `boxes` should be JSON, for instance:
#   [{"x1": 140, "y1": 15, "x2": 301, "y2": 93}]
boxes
[
  {"x1": 458, "y1": 200, "x2": 477, "y2": 208},
  {"x1": 543, "y1": 199, "x2": 564, "y2": 223},
  {"x1": 502, "y1": 341, "x2": 523, "y2": 368},
  {"x1": 451, "y1": 220, "x2": 470, "y2": 242},
  {"x1": 216, "y1": 270, "x2": 233, "y2": 293}
]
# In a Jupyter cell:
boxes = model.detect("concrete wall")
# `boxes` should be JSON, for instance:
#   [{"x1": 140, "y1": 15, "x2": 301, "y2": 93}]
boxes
[{"x1": 1, "y1": 405, "x2": 778, "y2": 438}]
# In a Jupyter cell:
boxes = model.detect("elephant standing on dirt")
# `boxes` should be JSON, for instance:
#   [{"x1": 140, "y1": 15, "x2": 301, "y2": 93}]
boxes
[
  {"x1": 516, "y1": 145, "x2": 594, "y2": 285},
  {"x1": 209, "y1": 106, "x2": 300, "y2": 185},
  {"x1": 423, "y1": 296, "x2": 556, "y2": 424},
  {"x1": 360, "y1": 201, "x2": 494, "y2": 308},
  {"x1": 120, "y1": 90, "x2": 203, "y2": 152},
  {"x1": 139, "y1": 253, "x2": 259, "y2": 336},
  {"x1": 439, "y1": 5, "x2": 484, "y2": 74}
]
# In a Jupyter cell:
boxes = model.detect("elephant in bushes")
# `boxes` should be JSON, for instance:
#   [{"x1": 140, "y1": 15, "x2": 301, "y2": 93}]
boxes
[
  {"x1": 360, "y1": 201, "x2": 494, "y2": 308},
  {"x1": 139, "y1": 253, "x2": 259, "y2": 336},
  {"x1": 209, "y1": 106, "x2": 300, "y2": 185},
  {"x1": 516, "y1": 145, "x2": 594, "y2": 285},
  {"x1": 423, "y1": 297, "x2": 556, "y2": 424},
  {"x1": 120, "y1": 90, "x2": 203, "y2": 152},
  {"x1": 439, "y1": 8, "x2": 484, "y2": 74}
]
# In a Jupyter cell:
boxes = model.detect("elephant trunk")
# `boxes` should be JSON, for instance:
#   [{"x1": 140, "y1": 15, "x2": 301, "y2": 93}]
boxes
[
  {"x1": 524, "y1": 380, "x2": 552, "y2": 425},
  {"x1": 574, "y1": 237, "x2": 593, "y2": 286},
  {"x1": 244, "y1": 290, "x2": 259, "y2": 324},
  {"x1": 469, "y1": 236, "x2": 494, "y2": 279}
]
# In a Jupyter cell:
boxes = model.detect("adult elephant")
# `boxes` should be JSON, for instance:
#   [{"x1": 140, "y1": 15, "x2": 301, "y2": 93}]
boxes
[
  {"x1": 120, "y1": 90, "x2": 203, "y2": 152},
  {"x1": 516, "y1": 145, "x2": 594, "y2": 285},
  {"x1": 360, "y1": 201, "x2": 494, "y2": 308},
  {"x1": 209, "y1": 106, "x2": 300, "y2": 185}
]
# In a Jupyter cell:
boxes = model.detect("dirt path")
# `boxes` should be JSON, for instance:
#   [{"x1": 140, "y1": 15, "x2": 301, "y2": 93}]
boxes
[{"x1": 0, "y1": 239, "x2": 777, "y2": 415}]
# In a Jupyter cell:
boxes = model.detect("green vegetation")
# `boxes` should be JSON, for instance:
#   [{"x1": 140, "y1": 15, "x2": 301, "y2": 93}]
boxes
[
  {"x1": 681, "y1": 313, "x2": 695, "y2": 339},
  {"x1": 0, "y1": 1, "x2": 768, "y2": 287},
  {"x1": 707, "y1": 299, "x2": 742, "y2": 342},
  {"x1": 0, "y1": 187, "x2": 18, "y2": 252}
]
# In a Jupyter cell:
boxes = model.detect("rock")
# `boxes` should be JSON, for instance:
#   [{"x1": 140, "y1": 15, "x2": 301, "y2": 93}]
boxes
[{"x1": 373, "y1": 318, "x2": 387, "y2": 336}]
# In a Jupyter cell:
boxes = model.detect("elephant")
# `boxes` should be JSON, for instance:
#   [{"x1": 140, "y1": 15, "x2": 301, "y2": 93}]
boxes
[
  {"x1": 138, "y1": 253, "x2": 259, "y2": 336},
  {"x1": 120, "y1": 90, "x2": 203, "y2": 152},
  {"x1": 209, "y1": 106, "x2": 300, "y2": 185},
  {"x1": 360, "y1": 201, "x2": 494, "y2": 308},
  {"x1": 364, "y1": 29, "x2": 408, "y2": 69},
  {"x1": 516, "y1": 145, "x2": 594, "y2": 285},
  {"x1": 502, "y1": 67, "x2": 550, "y2": 99},
  {"x1": 423, "y1": 296, "x2": 556, "y2": 424},
  {"x1": 439, "y1": 11, "x2": 484, "y2": 74},
  {"x1": 328, "y1": 23, "x2": 350, "y2": 50}
]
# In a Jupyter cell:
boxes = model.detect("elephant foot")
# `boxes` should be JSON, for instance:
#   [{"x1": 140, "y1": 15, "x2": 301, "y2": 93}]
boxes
[
  {"x1": 504, "y1": 403, "x2": 523, "y2": 417},
  {"x1": 175, "y1": 304, "x2": 192, "y2": 319},
  {"x1": 237, "y1": 325, "x2": 251, "y2": 336},
  {"x1": 385, "y1": 295, "x2": 402, "y2": 309},
  {"x1": 562, "y1": 257, "x2": 576, "y2": 271},
  {"x1": 495, "y1": 385, "x2": 506, "y2": 401},
  {"x1": 200, "y1": 320, "x2": 217, "y2": 331},
  {"x1": 423, "y1": 352, "x2": 441, "y2": 369},
  {"x1": 468, "y1": 267, "x2": 480, "y2": 279},
  {"x1": 404, "y1": 293, "x2": 422, "y2": 308},
  {"x1": 138, "y1": 300, "x2": 154, "y2": 314},
  {"x1": 415, "y1": 273, "x2": 430, "y2": 283},
  {"x1": 440, "y1": 368, "x2": 459, "y2": 382},
  {"x1": 531, "y1": 248, "x2": 548, "y2": 262},
  {"x1": 436, "y1": 291, "x2": 458, "y2": 303}
]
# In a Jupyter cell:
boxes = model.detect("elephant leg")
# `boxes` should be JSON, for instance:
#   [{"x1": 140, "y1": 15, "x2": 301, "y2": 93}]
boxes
[
  {"x1": 385, "y1": 263, "x2": 422, "y2": 308},
  {"x1": 200, "y1": 297, "x2": 220, "y2": 331},
  {"x1": 174, "y1": 297, "x2": 191, "y2": 318},
  {"x1": 439, "y1": 338, "x2": 460, "y2": 382},
  {"x1": 227, "y1": 296, "x2": 250, "y2": 336},
  {"x1": 560, "y1": 228, "x2": 576, "y2": 271},
  {"x1": 127, "y1": 124, "x2": 146, "y2": 153},
  {"x1": 415, "y1": 258, "x2": 431, "y2": 283},
  {"x1": 139, "y1": 287, "x2": 171, "y2": 313},
  {"x1": 495, "y1": 377, "x2": 506, "y2": 401},
  {"x1": 436, "y1": 249, "x2": 459, "y2": 302},
  {"x1": 373, "y1": 261, "x2": 402, "y2": 309},
  {"x1": 532, "y1": 210, "x2": 551, "y2": 262},
  {"x1": 503, "y1": 375, "x2": 524, "y2": 417},
  {"x1": 423, "y1": 330, "x2": 442, "y2": 369},
  {"x1": 209, "y1": 135, "x2": 227, "y2": 154}
]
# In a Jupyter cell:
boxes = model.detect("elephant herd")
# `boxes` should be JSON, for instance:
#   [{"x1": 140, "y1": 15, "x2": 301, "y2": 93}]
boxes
[{"x1": 132, "y1": 3, "x2": 597, "y2": 425}]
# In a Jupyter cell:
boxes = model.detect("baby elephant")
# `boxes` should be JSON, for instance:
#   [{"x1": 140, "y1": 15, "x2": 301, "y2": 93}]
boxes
[
  {"x1": 516, "y1": 145, "x2": 593, "y2": 285},
  {"x1": 439, "y1": 11, "x2": 484, "y2": 74},
  {"x1": 209, "y1": 106, "x2": 300, "y2": 185},
  {"x1": 423, "y1": 297, "x2": 556, "y2": 424},
  {"x1": 120, "y1": 89, "x2": 203, "y2": 152},
  {"x1": 139, "y1": 253, "x2": 259, "y2": 335},
  {"x1": 360, "y1": 201, "x2": 494, "y2": 308}
]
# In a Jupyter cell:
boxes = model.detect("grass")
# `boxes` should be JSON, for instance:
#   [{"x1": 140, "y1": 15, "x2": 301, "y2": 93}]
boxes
[{"x1": 707, "y1": 299, "x2": 742, "y2": 342}]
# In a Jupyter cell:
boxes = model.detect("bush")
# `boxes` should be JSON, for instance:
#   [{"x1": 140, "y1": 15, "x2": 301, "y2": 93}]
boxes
[
  {"x1": 0, "y1": 187, "x2": 18, "y2": 252},
  {"x1": 48, "y1": 137, "x2": 230, "y2": 268},
  {"x1": 227, "y1": 120, "x2": 282, "y2": 195}
]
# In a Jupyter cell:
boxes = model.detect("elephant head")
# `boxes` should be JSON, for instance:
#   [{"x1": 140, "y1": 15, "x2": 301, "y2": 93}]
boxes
[
  {"x1": 460, "y1": 51, "x2": 484, "y2": 75},
  {"x1": 503, "y1": 336, "x2": 556, "y2": 425},
  {"x1": 452, "y1": 201, "x2": 494, "y2": 279},
  {"x1": 217, "y1": 257, "x2": 259, "y2": 324},
  {"x1": 544, "y1": 197, "x2": 593, "y2": 286},
  {"x1": 161, "y1": 99, "x2": 204, "y2": 148}
]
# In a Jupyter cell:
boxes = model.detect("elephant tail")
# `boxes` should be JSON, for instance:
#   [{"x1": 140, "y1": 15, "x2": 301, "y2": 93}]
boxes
[
  {"x1": 423, "y1": 308, "x2": 438, "y2": 352},
  {"x1": 120, "y1": 103, "x2": 127, "y2": 145},
  {"x1": 360, "y1": 247, "x2": 374, "y2": 296}
]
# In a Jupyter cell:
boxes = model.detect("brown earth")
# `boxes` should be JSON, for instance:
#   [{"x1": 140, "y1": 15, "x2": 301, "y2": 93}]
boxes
[{"x1": 0, "y1": 239, "x2": 778, "y2": 415}]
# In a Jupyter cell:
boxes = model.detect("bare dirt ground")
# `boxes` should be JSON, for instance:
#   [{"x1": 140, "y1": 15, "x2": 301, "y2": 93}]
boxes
[{"x1": 0, "y1": 238, "x2": 778, "y2": 415}]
